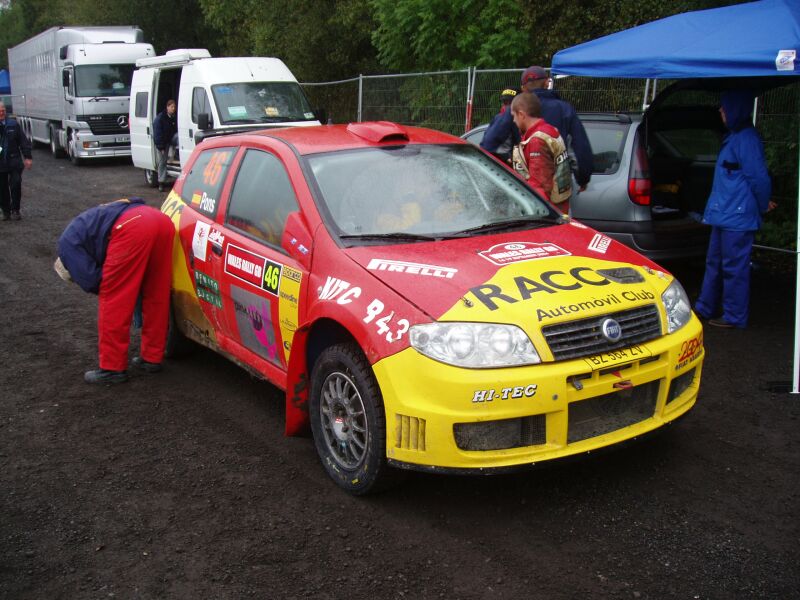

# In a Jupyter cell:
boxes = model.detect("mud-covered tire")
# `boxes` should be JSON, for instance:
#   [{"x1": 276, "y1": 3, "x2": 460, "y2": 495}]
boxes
[
  {"x1": 164, "y1": 302, "x2": 194, "y2": 359},
  {"x1": 309, "y1": 343, "x2": 399, "y2": 495}
]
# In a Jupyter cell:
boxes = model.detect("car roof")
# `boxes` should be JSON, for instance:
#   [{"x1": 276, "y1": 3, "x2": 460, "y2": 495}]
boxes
[{"x1": 199, "y1": 122, "x2": 465, "y2": 155}]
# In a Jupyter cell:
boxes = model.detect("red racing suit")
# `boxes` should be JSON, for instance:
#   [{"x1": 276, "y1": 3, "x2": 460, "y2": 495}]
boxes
[{"x1": 512, "y1": 119, "x2": 572, "y2": 208}]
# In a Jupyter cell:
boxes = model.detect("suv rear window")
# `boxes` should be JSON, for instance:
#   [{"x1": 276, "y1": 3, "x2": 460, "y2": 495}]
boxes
[{"x1": 582, "y1": 121, "x2": 629, "y2": 175}]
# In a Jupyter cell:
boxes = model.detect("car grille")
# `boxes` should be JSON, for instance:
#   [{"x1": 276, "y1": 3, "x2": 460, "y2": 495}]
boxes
[
  {"x1": 454, "y1": 415, "x2": 546, "y2": 451},
  {"x1": 78, "y1": 114, "x2": 129, "y2": 135},
  {"x1": 568, "y1": 380, "x2": 659, "y2": 443},
  {"x1": 542, "y1": 304, "x2": 662, "y2": 361}
]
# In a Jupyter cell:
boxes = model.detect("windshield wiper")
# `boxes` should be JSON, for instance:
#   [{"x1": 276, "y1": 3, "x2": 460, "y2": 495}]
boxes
[
  {"x1": 225, "y1": 118, "x2": 261, "y2": 124},
  {"x1": 450, "y1": 215, "x2": 565, "y2": 236},
  {"x1": 339, "y1": 232, "x2": 440, "y2": 243}
]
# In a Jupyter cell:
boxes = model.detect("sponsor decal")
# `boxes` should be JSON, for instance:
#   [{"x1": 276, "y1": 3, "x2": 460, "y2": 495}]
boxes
[
  {"x1": 279, "y1": 316, "x2": 298, "y2": 333},
  {"x1": 279, "y1": 290, "x2": 298, "y2": 305},
  {"x1": 319, "y1": 276, "x2": 361, "y2": 305},
  {"x1": 472, "y1": 384, "x2": 538, "y2": 403},
  {"x1": 479, "y1": 242, "x2": 570, "y2": 266},
  {"x1": 208, "y1": 228, "x2": 225, "y2": 247},
  {"x1": 190, "y1": 190, "x2": 216, "y2": 214},
  {"x1": 676, "y1": 332, "x2": 703, "y2": 370},
  {"x1": 283, "y1": 266, "x2": 302, "y2": 283},
  {"x1": 262, "y1": 260, "x2": 282, "y2": 296},
  {"x1": 367, "y1": 258, "x2": 457, "y2": 279},
  {"x1": 469, "y1": 267, "x2": 656, "y2": 314},
  {"x1": 363, "y1": 298, "x2": 410, "y2": 343},
  {"x1": 231, "y1": 285, "x2": 282, "y2": 366},
  {"x1": 161, "y1": 196, "x2": 185, "y2": 221},
  {"x1": 588, "y1": 233, "x2": 612, "y2": 254},
  {"x1": 583, "y1": 344, "x2": 650, "y2": 369},
  {"x1": 192, "y1": 221, "x2": 210, "y2": 262},
  {"x1": 776, "y1": 49, "x2": 796, "y2": 71},
  {"x1": 195, "y1": 271, "x2": 222, "y2": 308},
  {"x1": 225, "y1": 244, "x2": 266, "y2": 288}
]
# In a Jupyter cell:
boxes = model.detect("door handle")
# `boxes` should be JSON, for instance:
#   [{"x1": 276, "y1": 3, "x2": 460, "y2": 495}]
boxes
[
  {"x1": 210, "y1": 242, "x2": 223, "y2": 256},
  {"x1": 189, "y1": 129, "x2": 194, "y2": 139},
  {"x1": 146, "y1": 126, "x2": 150, "y2": 135}
]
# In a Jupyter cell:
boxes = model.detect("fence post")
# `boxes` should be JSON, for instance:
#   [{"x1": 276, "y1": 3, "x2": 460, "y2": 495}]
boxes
[
  {"x1": 465, "y1": 67, "x2": 474, "y2": 134},
  {"x1": 357, "y1": 74, "x2": 363, "y2": 122}
]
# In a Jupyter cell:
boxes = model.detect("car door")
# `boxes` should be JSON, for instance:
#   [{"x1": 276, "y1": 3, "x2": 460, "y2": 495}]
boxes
[
  {"x1": 176, "y1": 144, "x2": 238, "y2": 341},
  {"x1": 214, "y1": 145, "x2": 307, "y2": 379},
  {"x1": 129, "y1": 67, "x2": 156, "y2": 170}
]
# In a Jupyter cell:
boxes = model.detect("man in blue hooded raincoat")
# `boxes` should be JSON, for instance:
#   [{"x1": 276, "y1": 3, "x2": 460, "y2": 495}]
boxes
[{"x1": 695, "y1": 90, "x2": 774, "y2": 329}]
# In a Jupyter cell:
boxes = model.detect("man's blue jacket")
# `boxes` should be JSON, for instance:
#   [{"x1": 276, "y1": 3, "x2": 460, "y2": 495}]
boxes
[
  {"x1": 0, "y1": 116, "x2": 32, "y2": 172},
  {"x1": 153, "y1": 110, "x2": 177, "y2": 151},
  {"x1": 480, "y1": 89, "x2": 593, "y2": 187},
  {"x1": 703, "y1": 90, "x2": 771, "y2": 232},
  {"x1": 57, "y1": 198, "x2": 145, "y2": 294}
]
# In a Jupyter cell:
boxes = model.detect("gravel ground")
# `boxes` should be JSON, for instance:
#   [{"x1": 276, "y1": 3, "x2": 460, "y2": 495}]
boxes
[{"x1": 0, "y1": 147, "x2": 798, "y2": 599}]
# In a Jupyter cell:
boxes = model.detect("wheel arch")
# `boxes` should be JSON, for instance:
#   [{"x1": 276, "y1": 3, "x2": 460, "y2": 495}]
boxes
[{"x1": 284, "y1": 317, "x2": 361, "y2": 437}]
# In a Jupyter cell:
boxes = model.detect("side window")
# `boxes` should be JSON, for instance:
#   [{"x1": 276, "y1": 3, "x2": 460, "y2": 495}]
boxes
[
  {"x1": 134, "y1": 92, "x2": 148, "y2": 118},
  {"x1": 180, "y1": 147, "x2": 235, "y2": 219},
  {"x1": 191, "y1": 87, "x2": 211, "y2": 125},
  {"x1": 226, "y1": 149, "x2": 299, "y2": 248}
]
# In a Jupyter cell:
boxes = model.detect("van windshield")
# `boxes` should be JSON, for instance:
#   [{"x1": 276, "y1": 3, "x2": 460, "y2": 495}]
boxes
[
  {"x1": 211, "y1": 82, "x2": 317, "y2": 125},
  {"x1": 74, "y1": 64, "x2": 135, "y2": 97}
]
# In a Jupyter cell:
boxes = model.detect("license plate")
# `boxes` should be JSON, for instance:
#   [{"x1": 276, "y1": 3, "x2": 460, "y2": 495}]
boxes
[
  {"x1": 116, "y1": 135, "x2": 130, "y2": 143},
  {"x1": 583, "y1": 344, "x2": 651, "y2": 369}
]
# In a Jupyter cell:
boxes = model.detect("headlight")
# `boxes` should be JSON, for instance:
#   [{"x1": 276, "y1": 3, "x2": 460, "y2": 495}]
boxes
[
  {"x1": 661, "y1": 279, "x2": 692, "y2": 333},
  {"x1": 409, "y1": 322, "x2": 541, "y2": 368}
]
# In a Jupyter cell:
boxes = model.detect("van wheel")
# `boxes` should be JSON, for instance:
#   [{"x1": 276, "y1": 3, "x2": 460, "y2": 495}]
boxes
[
  {"x1": 67, "y1": 131, "x2": 83, "y2": 166},
  {"x1": 49, "y1": 126, "x2": 64, "y2": 158},
  {"x1": 309, "y1": 343, "x2": 400, "y2": 495},
  {"x1": 144, "y1": 169, "x2": 158, "y2": 188},
  {"x1": 164, "y1": 303, "x2": 194, "y2": 358}
]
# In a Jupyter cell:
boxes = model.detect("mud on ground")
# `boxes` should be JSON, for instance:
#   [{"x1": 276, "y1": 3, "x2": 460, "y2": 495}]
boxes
[{"x1": 0, "y1": 148, "x2": 798, "y2": 599}]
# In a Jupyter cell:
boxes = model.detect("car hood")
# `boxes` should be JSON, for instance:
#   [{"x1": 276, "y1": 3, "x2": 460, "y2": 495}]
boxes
[{"x1": 344, "y1": 221, "x2": 672, "y2": 325}]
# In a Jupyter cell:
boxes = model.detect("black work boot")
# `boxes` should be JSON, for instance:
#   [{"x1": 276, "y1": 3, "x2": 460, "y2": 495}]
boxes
[
  {"x1": 131, "y1": 356, "x2": 162, "y2": 373},
  {"x1": 84, "y1": 369, "x2": 129, "y2": 384}
]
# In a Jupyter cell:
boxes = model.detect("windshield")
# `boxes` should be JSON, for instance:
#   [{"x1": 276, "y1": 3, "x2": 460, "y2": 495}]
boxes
[
  {"x1": 74, "y1": 64, "x2": 135, "y2": 97},
  {"x1": 306, "y1": 144, "x2": 556, "y2": 240},
  {"x1": 211, "y1": 82, "x2": 316, "y2": 125}
]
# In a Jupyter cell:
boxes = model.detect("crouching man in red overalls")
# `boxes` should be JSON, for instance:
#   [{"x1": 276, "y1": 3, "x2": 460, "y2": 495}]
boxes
[{"x1": 55, "y1": 198, "x2": 175, "y2": 384}]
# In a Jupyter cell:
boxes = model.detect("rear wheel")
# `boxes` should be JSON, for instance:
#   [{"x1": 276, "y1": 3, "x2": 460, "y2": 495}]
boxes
[
  {"x1": 309, "y1": 343, "x2": 400, "y2": 495},
  {"x1": 164, "y1": 302, "x2": 194, "y2": 358},
  {"x1": 49, "y1": 126, "x2": 64, "y2": 158}
]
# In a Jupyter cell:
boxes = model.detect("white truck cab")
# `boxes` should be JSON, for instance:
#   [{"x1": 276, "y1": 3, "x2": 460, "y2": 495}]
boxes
[{"x1": 130, "y1": 49, "x2": 320, "y2": 186}]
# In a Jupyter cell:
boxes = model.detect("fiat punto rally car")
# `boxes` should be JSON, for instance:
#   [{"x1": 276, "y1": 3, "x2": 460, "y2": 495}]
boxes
[{"x1": 162, "y1": 121, "x2": 703, "y2": 494}]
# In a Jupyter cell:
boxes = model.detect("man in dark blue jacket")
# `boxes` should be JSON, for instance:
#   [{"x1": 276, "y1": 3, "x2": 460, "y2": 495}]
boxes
[
  {"x1": 56, "y1": 198, "x2": 175, "y2": 384},
  {"x1": 0, "y1": 102, "x2": 32, "y2": 221},
  {"x1": 153, "y1": 99, "x2": 177, "y2": 192},
  {"x1": 695, "y1": 90, "x2": 773, "y2": 329},
  {"x1": 481, "y1": 66, "x2": 593, "y2": 193}
]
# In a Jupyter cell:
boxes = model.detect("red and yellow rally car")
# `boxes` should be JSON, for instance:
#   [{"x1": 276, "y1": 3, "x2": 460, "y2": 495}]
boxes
[{"x1": 162, "y1": 121, "x2": 703, "y2": 494}]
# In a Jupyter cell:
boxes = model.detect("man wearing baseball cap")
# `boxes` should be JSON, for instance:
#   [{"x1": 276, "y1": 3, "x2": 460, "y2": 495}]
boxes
[
  {"x1": 485, "y1": 88, "x2": 519, "y2": 162},
  {"x1": 481, "y1": 65, "x2": 593, "y2": 193}
]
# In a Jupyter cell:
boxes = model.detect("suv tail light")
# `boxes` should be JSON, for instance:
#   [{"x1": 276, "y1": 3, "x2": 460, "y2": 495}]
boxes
[{"x1": 628, "y1": 131, "x2": 651, "y2": 206}]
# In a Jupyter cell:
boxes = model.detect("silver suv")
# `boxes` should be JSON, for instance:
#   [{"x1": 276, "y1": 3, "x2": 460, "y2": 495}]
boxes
[{"x1": 464, "y1": 85, "x2": 722, "y2": 261}]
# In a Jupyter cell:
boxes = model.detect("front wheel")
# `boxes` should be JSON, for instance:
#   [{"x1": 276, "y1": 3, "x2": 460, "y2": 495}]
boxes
[
  {"x1": 164, "y1": 302, "x2": 194, "y2": 359},
  {"x1": 309, "y1": 343, "x2": 398, "y2": 495},
  {"x1": 50, "y1": 126, "x2": 65, "y2": 158},
  {"x1": 67, "y1": 130, "x2": 83, "y2": 166},
  {"x1": 144, "y1": 169, "x2": 158, "y2": 188}
]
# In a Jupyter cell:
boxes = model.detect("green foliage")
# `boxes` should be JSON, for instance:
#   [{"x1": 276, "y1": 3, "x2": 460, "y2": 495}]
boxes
[{"x1": 371, "y1": 0, "x2": 527, "y2": 71}]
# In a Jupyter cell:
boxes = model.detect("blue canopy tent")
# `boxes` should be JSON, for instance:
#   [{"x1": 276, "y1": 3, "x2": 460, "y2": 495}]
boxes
[
  {"x1": 551, "y1": 0, "x2": 800, "y2": 392},
  {"x1": 0, "y1": 70, "x2": 10, "y2": 95}
]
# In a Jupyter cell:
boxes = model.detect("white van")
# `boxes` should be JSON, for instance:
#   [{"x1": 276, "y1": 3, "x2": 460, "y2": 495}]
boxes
[{"x1": 129, "y1": 49, "x2": 320, "y2": 186}]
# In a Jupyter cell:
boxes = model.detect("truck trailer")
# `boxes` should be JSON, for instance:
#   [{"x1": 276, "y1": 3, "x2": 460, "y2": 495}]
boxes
[{"x1": 8, "y1": 26, "x2": 155, "y2": 165}]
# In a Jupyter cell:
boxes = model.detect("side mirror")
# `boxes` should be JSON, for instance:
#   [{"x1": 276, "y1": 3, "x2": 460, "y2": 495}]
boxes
[
  {"x1": 197, "y1": 112, "x2": 211, "y2": 130},
  {"x1": 62, "y1": 70, "x2": 70, "y2": 88},
  {"x1": 313, "y1": 108, "x2": 328, "y2": 124},
  {"x1": 281, "y1": 211, "x2": 313, "y2": 270}
]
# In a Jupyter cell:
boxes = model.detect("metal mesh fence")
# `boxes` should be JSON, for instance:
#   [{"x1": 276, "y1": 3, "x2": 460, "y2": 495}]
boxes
[{"x1": 302, "y1": 70, "x2": 798, "y2": 250}]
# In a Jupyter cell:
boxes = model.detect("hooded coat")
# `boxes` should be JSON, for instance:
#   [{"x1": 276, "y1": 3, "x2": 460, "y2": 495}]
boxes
[{"x1": 702, "y1": 90, "x2": 771, "y2": 231}]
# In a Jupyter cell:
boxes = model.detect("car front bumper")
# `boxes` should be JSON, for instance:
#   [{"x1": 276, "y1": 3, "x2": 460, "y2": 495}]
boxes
[{"x1": 374, "y1": 317, "x2": 703, "y2": 472}]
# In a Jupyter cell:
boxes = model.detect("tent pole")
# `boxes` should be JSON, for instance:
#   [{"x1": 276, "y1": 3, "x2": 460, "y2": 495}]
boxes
[{"x1": 794, "y1": 121, "x2": 800, "y2": 394}]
